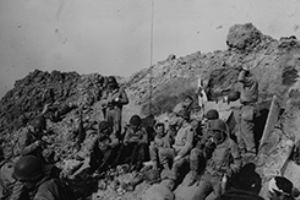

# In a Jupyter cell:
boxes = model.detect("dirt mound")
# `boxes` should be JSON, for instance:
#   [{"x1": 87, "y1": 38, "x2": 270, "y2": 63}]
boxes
[{"x1": 1, "y1": 23, "x2": 300, "y2": 199}]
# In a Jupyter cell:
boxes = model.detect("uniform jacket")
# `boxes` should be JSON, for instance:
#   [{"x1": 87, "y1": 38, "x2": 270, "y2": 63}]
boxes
[
  {"x1": 124, "y1": 126, "x2": 148, "y2": 144},
  {"x1": 238, "y1": 70, "x2": 258, "y2": 104},
  {"x1": 173, "y1": 122, "x2": 194, "y2": 157},
  {"x1": 101, "y1": 87, "x2": 129, "y2": 110},
  {"x1": 32, "y1": 177, "x2": 74, "y2": 200},
  {"x1": 206, "y1": 137, "x2": 241, "y2": 177},
  {"x1": 14, "y1": 127, "x2": 43, "y2": 158}
]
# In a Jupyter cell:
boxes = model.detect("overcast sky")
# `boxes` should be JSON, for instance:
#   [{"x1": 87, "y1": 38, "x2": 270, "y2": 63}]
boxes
[{"x1": 0, "y1": 0, "x2": 300, "y2": 98}]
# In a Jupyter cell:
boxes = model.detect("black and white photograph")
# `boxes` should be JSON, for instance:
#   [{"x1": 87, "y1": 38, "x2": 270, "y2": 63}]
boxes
[{"x1": 0, "y1": 0, "x2": 300, "y2": 199}]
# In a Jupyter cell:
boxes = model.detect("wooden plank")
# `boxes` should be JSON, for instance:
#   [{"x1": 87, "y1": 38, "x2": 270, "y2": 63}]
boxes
[{"x1": 259, "y1": 95, "x2": 282, "y2": 152}]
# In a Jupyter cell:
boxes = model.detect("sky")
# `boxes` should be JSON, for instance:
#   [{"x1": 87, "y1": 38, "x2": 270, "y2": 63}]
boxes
[{"x1": 0, "y1": 0, "x2": 300, "y2": 98}]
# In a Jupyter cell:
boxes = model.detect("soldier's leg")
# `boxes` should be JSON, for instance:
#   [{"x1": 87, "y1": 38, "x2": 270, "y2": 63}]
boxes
[
  {"x1": 158, "y1": 148, "x2": 175, "y2": 170},
  {"x1": 172, "y1": 156, "x2": 189, "y2": 180},
  {"x1": 241, "y1": 105, "x2": 256, "y2": 159},
  {"x1": 136, "y1": 143, "x2": 148, "y2": 170},
  {"x1": 240, "y1": 119, "x2": 256, "y2": 156},
  {"x1": 113, "y1": 109, "x2": 122, "y2": 138},
  {"x1": 235, "y1": 110, "x2": 247, "y2": 156},
  {"x1": 149, "y1": 143, "x2": 158, "y2": 168},
  {"x1": 188, "y1": 148, "x2": 204, "y2": 186},
  {"x1": 192, "y1": 174, "x2": 213, "y2": 200},
  {"x1": 206, "y1": 176, "x2": 222, "y2": 200}
]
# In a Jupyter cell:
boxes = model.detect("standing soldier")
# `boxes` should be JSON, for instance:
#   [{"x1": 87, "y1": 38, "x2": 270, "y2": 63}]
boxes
[
  {"x1": 237, "y1": 66, "x2": 258, "y2": 160},
  {"x1": 194, "y1": 119, "x2": 241, "y2": 200},
  {"x1": 101, "y1": 76, "x2": 129, "y2": 139}
]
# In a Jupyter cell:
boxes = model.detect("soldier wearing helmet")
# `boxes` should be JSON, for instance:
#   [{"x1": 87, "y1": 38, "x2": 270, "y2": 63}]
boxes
[
  {"x1": 192, "y1": 119, "x2": 241, "y2": 200},
  {"x1": 11, "y1": 155, "x2": 74, "y2": 200},
  {"x1": 14, "y1": 115, "x2": 49, "y2": 161},
  {"x1": 117, "y1": 115, "x2": 148, "y2": 171},
  {"x1": 89, "y1": 120, "x2": 120, "y2": 174},
  {"x1": 187, "y1": 109, "x2": 220, "y2": 186},
  {"x1": 101, "y1": 76, "x2": 129, "y2": 141},
  {"x1": 237, "y1": 66, "x2": 258, "y2": 160}
]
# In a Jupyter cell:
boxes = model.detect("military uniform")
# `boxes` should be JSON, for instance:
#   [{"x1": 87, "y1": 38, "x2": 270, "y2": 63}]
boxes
[
  {"x1": 237, "y1": 69, "x2": 258, "y2": 158},
  {"x1": 14, "y1": 127, "x2": 45, "y2": 160},
  {"x1": 119, "y1": 126, "x2": 148, "y2": 170},
  {"x1": 159, "y1": 122, "x2": 194, "y2": 176},
  {"x1": 149, "y1": 133, "x2": 173, "y2": 169},
  {"x1": 32, "y1": 177, "x2": 75, "y2": 200},
  {"x1": 89, "y1": 131, "x2": 120, "y2": 173},
  {"x1": 195, "y1": 137, "x2": 241, "y2": 200},
  {"x1": 101, "y1": 87, "x2": 128, "y2": 137}
]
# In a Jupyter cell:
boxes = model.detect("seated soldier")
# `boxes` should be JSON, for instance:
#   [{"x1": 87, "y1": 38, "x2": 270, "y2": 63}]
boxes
[
  {"x1": 159, "y1": 110, "x2": 194, "y2": 181},
  {"x1": 11, "y1": 155, "x2": 75, "y2": 200},
  {"x1": 148, "y1": 123, "x2": 173, "y2": 170},
  {"x1": 89, "y1": 121, "x2": 120, "y2": 174},
  {"x1": 14, "y1": 115, "x2": 52, "y2": 163},
  {"x1": 194, "y1": 119, "x2": 241, "y2": 200},
  {"x1": 120, "y1": 115, "x2": 148, "y2": 171},
  {"x1": 188, "y1": 109, "x2": 220, "y2": 186}
]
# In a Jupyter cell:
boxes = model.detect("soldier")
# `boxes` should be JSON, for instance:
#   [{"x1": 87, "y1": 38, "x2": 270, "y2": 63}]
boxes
[
  {"x1": 11, "y1": 155, "x2": 74, "y2": 200},
  {"x1": 188, "y1": 109, "x2": 220, "y2": 186},
  {"x1": 237, "y1": 65, "x2": 258, "y2": 159},
  {"x1": 89, "y1": 121, "x2": 120, "y2": 174},
  {"x1": 148, "y1": 123, "x2": 173, "y2": 170},
  {"x1": 194, "y1": 119, "x2": 241, "y2": 200},
  {"x1": 101, "y1": 76, "x2": 129, "y2": 138},
  {"x1": 158, "y1": 110, "x2": 194, "y2": 180},
  {"x1": 121, "y1": 115, "x2": 148, "y2": 171},
  {"x1": 14, "y1": 116, "x2": 49, "y2": 161}
]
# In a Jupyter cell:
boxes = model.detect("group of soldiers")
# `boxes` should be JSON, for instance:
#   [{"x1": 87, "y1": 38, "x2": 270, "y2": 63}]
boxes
[{"x1": 0, "y1": 67, "x2": 297, "y2": 200}]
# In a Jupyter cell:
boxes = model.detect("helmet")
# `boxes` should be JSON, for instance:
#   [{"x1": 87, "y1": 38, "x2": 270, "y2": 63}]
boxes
[
  {"x1": 129, "y1": 115, "x2": 142, "y2": 126},
  {"x1": 107, "y1": 76, "x2": 118, "y2": 87},
  {"x1": 209, "y1": 119, "x2": 227, "y2": 133},
  {"x1": 228, "y1": 91, "x2": 240, "y2": 102},
  {"x1": 30, "y1": 116, "x2": 46, "y2": 130},
  {"x1": 98, "y1": 121, "x2": 111, "y2": 133},
  {"x1": 206, "y1": 109, "x2": 219, "y2": 120},
  {"x1": 13, "y1": 155, "x2": 43, "y2": 181},
  {"x1": 268, "y1": 176, "x2": 293, "y2": 196}
]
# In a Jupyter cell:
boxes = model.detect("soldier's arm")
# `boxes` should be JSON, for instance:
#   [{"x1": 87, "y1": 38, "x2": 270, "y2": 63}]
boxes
[
  {"x1": 109, "y1": 133, "x2": 119, "y2": 148},
  {"x1": 238, "y1": 70, "x2": 256, "y2": 88},
  {"x1": 229, "y1": 139, "x2": 241, "y2": 172},
  {"x1": 123, "y1": 128, "x2": 131, "y2": 144},
  {"x1": 8, "y1": 181, "x2": 28, "y2": 200},
  {"x1": 33, "y1": 182, "x2": 59, "y2": 200},
  {"x1": 140, "y1": 128, "x2": 148, "y2": 144},
  {"x1": 238, "y1": 70, "x2": 247, "y2": 84},
  {"x1": 20, "y1": 133, "x2": 40, "y2": 156},
  {"x1": 177, "y1": 129, "x2": 194, "y2": 157}
]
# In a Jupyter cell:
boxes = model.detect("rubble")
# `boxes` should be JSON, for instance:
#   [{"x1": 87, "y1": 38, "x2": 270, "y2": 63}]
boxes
[{"x1": 1, "y1": 23, "x2": 300, "y2": 199}]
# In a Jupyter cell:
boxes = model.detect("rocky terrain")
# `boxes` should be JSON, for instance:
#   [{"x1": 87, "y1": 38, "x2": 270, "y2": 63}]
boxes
[{"x1": 1, "y1": 23, "x2": 300, "y2": 199}]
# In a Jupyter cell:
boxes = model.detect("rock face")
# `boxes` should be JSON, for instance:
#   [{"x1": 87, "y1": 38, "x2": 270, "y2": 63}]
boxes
[
  {"x1": 1, "y1": 23, "x2": 300, "y2": 199},
  {"x1": 226, "y1": 23, "x2": 264, "y2": 51}
]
